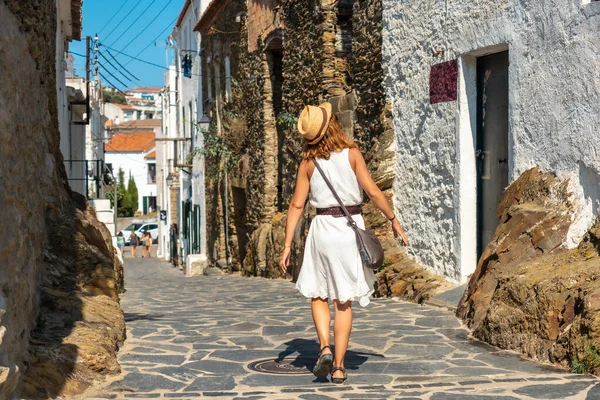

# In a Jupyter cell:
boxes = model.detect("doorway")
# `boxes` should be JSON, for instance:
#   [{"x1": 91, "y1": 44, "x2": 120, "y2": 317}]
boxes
[{"x1": 476, "y1": 51, "x2": 509, "y2": 257}]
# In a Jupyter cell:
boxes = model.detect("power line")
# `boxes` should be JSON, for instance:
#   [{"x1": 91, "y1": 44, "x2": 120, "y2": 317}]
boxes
[
  {"x1": 105, "y1": 49, "x2": 140, "y2": 81},
  {"x1": 103, "y1": 0, "x2": 143, "y2": 43},
  {"x1": 98, "y1": 0, "x2": 131, "y2": 35},
  {"x1": 101, "y1": 44, "x2": 202, "y2": 78},
  {"x1": 124, "y1": 16, "x2": 178, "y2": 66},
  {"x1": 98, "y1": 51, "x2": 135, "y2": 83},
  {"x1": 107, "y1": 0, "x2": 158, "y2": 48},
  {"x1": 102, "y1": 44, "x2": 174, "y2": 71},
  {"x1": 99, "y1": 72, "x2": 129, "y2": 96},
  {"x1": 120, "y1": 0, "x2": 174, "y2": 52},
  {"x1": 99, "y1": 62, "x2": 131, "y2": 89}
]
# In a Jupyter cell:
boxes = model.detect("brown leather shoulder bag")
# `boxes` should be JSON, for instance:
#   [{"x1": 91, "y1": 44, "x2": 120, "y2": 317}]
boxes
[{"x1": 313, "y1": 159, "x2": 384, "y2": 270}]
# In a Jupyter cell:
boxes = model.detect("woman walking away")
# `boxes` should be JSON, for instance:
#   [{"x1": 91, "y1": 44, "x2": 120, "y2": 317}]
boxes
[
  {"x1": 279, "y1": 102, "x2": 409, "y2": 384},
  {"x1": 116, "y1": 232, "x2": 125, "y2": 256},
  {"x1": 129, "y1": 231, "x2": 139, "y2": 258},
  {"x1": 144, "y1": 231, "x2": 153, "y2": 258}
]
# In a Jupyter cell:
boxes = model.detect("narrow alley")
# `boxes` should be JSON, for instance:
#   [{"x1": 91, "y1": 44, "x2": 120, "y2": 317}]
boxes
[{"x1": 82, "y1": 255, "x2": 600, "y2": 400}]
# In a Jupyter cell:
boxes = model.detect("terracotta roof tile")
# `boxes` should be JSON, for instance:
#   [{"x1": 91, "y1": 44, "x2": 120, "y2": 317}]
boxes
[
  {"x1": 71, "y1": 0, "x2": 82, "y2": 41},
  {"x1": 144, "y1": 150, "x2": 156, "y2": 159},
  {"x1": 176, "y1": 0, "x2": 192, "y2": 28},
  {"x1": 129, "y1": 87, "x2": 162, "y2": 93},
  {"x1": 109, "y1": 103, "x2": 136, "y2": 110},
  {"x1": 194, "y1": 0, "x2": 232, "y2": 34},
  {"x1": 106, "y1": 131, "x2": 156, "y2": 153}
]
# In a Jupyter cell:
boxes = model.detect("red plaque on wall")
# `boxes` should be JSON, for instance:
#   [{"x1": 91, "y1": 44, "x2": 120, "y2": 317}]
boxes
[{"x1": 429, "y1": 59, "x2": 458, "y2": 104}]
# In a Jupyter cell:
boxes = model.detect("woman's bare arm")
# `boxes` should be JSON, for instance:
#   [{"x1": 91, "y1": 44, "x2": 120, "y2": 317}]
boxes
[
  {"x1": 281, "y1": 160, "x2": 311, "y2": 268},
  {"x1": 350, "y1": 148, "x2": 409, "y2": 245},
  {"x1": 284, "y1": 160, "x2": 311, "y2": 247}
]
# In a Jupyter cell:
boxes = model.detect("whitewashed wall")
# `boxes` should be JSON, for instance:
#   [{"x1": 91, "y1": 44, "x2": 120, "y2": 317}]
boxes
[
  {"x1": 104, "y1": 151, "x2": 156, "y2": 212},
  {"x1": 383, "y1": 0, "x2": 600, "y2": 282}
]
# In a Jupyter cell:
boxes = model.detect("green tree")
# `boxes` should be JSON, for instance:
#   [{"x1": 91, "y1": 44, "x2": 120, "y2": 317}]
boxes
[
  {"x1": 117, "y1": 168, "x2": 132, "y2": 217},
  {"x1": 127, "y1": 172, "x2": 139, "y2": 215},
  {"x1": 102, "y1": 88, "x2": 127, "y2": 105}
]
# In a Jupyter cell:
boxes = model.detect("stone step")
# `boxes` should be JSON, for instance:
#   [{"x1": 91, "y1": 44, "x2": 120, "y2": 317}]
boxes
[
  {"x1": 95, "y1": 210, "x2": 114, "y2": 224},
  {"x1": 89, "y1": 199, "x2": 112, "y2": 211}
]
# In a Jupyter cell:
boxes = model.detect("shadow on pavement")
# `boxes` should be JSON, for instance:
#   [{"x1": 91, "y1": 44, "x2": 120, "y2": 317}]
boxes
[
  {"x1": 124, "y1": 312, "x2": 165, "y2": 322},
  {"x1": 276, "y1": 338, "x2": 384, "y2": 372}
]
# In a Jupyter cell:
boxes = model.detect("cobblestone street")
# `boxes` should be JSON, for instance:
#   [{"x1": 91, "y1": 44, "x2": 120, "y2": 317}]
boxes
[{"x1": 84, "y1": 254, "x2": 600, "y2": 400}]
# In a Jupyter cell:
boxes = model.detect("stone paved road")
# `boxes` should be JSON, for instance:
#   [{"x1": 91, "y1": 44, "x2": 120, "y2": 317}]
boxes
[{"x1": 83, "y1": 253, "x2": 600, "y2": 400}]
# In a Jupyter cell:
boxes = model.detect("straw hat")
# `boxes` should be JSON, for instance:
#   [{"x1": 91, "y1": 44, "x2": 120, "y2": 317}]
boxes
[{"x1": 297, "y1": 102, "x2": 333, "y2": 145}]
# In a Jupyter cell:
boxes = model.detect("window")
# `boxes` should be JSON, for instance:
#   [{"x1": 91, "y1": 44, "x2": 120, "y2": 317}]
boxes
[
  {"x1": 146, "y1": 112, "x2": 154, "y2": 119},
  {"x1": 147, "y1": 163, "x2": 156, "y2": 183},
  {"x1": 136, "y1": 110, "x2": 142, "y2": 119}
]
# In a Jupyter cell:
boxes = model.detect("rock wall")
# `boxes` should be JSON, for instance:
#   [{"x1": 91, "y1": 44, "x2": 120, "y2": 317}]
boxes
[
  {"x1": 457, "y1": 168, "x2": 600, "y2": 372},
  {"x1": 382, "y1": 0, "x2": 600, "y2": 281},
  {"x1": 0, "y1": 2, "x2": 124, "y2": 398}
]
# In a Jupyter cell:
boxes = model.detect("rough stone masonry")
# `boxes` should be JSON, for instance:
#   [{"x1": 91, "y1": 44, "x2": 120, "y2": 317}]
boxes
[{"x1": 0, "y1": 1, "x2": 125, "y2": 398}]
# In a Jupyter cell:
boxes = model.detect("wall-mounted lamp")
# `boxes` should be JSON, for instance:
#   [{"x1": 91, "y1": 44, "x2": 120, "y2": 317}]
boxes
[
  {"x1": 166, "y1": 174, "x2": 174, "y2": 187},
  {"x1": 235, "y1": 11, "x2": 244, "y2": 23}
]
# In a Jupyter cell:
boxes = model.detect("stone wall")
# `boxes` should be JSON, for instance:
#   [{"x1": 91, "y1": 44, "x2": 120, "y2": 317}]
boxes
[
  {"x1": 382, "y1": 0, "x2": 600, "y2": 281},
  {"x1": 202, "y1": 0, "x2": 438, "y2": 294},
  {"x1": 247, "y1": 0, "x2": 280, "y2": 52},
  {"x1": 0, "y1": 2, "x2": 124, "y2": 398}
]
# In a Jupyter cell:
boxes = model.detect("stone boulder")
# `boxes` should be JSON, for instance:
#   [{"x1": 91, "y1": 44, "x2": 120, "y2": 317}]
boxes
[
  {"x1": 22, "y1": 194, "x2": 126, "y2": 398},
  {"x1": 457, "y1": 168, "x2": 600, "y2": 372}
]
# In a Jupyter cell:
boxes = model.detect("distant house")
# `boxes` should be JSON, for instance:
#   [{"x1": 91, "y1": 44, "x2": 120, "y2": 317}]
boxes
[
  {"x1": 126, "y1": 87, "x2": 163, "y2": 120},
  {"x1": 109, "y1": 119, "x2": 162, "y2": 134},
  {"x1": 104, "y1": 102, "x2": 137, "y2": 126},
  {"x1": 105, "y1": 131, "x2": 157, "y2": 214}
]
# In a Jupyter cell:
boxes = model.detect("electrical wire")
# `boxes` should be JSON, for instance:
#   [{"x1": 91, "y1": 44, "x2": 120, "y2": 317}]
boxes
[
  {"x1": 98, "y1": 0, "x2": 131, "y2": 35},
  {"x1": 107, "y1": 0, "x2": 158, "y2": 47},
  {"x1": 99, "y1": 63, "x2": 131, "y2": 90},
  {"x1": 105, "y1": 49, "x2": 140, "y2": 81},
  {"x1": 120, "y1": 0, "x2": 174, "y2": 52},
  {"x1": 124, "y1": 16, "x2": 178, "y2": 66},
  {"x1": 99, "y1": 72, "x2": 129, "y2": 96},
  {"x1": 102, "y1": 0, "x2": 143, "y2": 43},
  {"x1": 103, "y1": 44, "x2": 176, "y2": 71},
  {"x1": 98, "y1": 51, "x2": 135, "y2": 83},
  {"x1": 101, "y1": 44, "x2": 202, "y2": 78}
]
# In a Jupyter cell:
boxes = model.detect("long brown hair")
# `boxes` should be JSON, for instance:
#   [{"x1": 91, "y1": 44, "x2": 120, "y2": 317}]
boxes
[{"x1": 303, "y1": 114, "x2": 357, "y2": 160}]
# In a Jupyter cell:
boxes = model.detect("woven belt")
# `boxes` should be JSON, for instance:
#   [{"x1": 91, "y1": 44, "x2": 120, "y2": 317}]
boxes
[{"x1": 316, "y1": 205, "x2": 362, "y2": 217}]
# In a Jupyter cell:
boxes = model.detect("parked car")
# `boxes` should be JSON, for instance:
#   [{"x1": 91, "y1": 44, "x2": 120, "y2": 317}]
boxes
[{"x1": 120, "y1": 222, "x2": 159, "y2": 245}]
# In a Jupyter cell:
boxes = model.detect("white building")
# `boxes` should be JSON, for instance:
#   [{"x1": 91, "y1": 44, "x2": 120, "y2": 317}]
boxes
[
  {"x1": 66, "y1": 76, "x2": 105, "y2": 198},
  {"x1": 382, "y1": 0, "x2": 600, "y2": 283},
  {"x1": 157, "y1": 0, "x2": 208, "y2": 267},
  {"x1": 104, "y1": 102, "x2": 137, "y2": 126},
  {"x1": 157, "y1": 66, "x2": 178, "y2": 260},
  {"x1": 56, "y1": 0, "x2": 84, "y2": 193},
  {"x1": 105, "y1": 131, "x2": 157, "y2": 214},
  {"x1": 126, "y1": 87, "x2": 163, "y2": 120}
]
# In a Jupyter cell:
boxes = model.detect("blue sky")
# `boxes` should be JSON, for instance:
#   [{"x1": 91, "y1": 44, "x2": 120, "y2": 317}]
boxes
[{"x1": 71, "y1": 0, "x2": 185, "y2": 88}]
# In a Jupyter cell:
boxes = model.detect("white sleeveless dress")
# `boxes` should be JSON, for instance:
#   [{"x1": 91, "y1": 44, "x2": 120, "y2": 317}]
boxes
[{"x1": 295, "y1": 148, "x2": 376, "y2": 307}]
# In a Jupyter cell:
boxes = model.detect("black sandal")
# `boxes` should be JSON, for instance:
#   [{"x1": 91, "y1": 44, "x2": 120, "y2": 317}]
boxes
[
  {"x1": 313, "y1": 345, "x2": 333, "y2": 377},
  {"x1": 331, "y1": 366, "x2": 347, "y2": 384}
]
